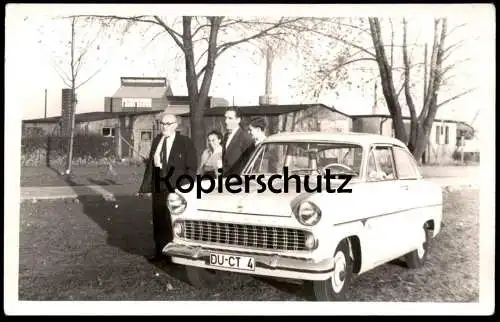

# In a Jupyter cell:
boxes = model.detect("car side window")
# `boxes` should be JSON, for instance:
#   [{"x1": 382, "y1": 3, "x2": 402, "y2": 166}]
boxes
[
  {"x1": 367, "y1": 146, "x2": 396, "y2": 181},
  {"x1": 393, "y1": 147, "x2": 421, "y2": 179}
]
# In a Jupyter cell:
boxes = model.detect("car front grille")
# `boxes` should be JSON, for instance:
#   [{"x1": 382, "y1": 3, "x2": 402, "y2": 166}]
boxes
[{"x1": 178, "y1": 220, "x2": 309, "y2": 251}]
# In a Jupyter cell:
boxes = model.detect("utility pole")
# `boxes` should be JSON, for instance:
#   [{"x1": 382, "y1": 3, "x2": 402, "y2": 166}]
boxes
[{"x1": 44, "y1": 89, "x2": 47, "y2": 118}]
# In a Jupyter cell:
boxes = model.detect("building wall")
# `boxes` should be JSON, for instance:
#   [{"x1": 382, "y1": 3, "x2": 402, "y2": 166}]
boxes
[
  {"x1": 22, "y1": 122, "x2": 60, "y2": 136},
  {"x1": 279, "y1": 106, "x2": 353, "y2": 134},
  {"x1": 352, "y1": 117, "x2": 389, "y2": 135},
  {"x1": 197, "y1": 106, "x2": 353, "y2": 144},
  {"x1": 105, "y1": 96, "x2": 170, "y2": 113},
  {"x1": 128, "y1": 113, "x2": 191, "y2": 160},
  {"x1": 152, "y1": 98, "x2": 169, "y2": 110},
  {"x1": 76, "y1": 118, "x2": 120, "y2": 136},
  {"x1": 425, "y1": 121, "x2": 457, "y2": 164},
  {"x1": 353, "y1": 116, "x2": 459, "y2": 164}
]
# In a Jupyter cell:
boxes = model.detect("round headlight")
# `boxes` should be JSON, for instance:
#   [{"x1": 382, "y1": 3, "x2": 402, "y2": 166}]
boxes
[
  {"x1": 167, "y1": 193, "x2": 187, "y2": 215},
  {"x1": 294, "y1": 201, "x2": 322, "y2": 226}
]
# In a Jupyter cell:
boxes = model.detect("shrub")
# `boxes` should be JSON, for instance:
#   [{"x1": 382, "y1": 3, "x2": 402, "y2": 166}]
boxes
[
  {"x1": 452, "y1": 149, "x2": 480, "y2": 163},
  {"x1": 21, "y1": 133, "x2": 117, "y2": 167}
]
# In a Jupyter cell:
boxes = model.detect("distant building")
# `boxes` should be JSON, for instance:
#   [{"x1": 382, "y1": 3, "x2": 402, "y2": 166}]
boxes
[
  {"x1": 104, "y1": 76, "x2": 228, "y2": 113},
  {"x1": 22, "y1": 103, "x2": 351, "y2": 160},
  {"x1": 104, "y1": 76, "x2": 174, "y2": 112},
  {"x1": 22, "y1": 77, "x2": 475, "y2": 164},
  {"x1": 351, "y1": 114, "x2": 475, "y2": 164}
]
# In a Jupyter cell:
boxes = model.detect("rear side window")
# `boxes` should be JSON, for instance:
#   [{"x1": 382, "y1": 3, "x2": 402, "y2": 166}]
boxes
[{"x1": 393, "y1": 147, "x2": 421, "y2": 179}]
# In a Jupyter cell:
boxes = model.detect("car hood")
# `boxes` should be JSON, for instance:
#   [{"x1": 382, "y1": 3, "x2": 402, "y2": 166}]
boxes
[{"x1": 188, "y1": 176, "x2": 359, "y2": 217}]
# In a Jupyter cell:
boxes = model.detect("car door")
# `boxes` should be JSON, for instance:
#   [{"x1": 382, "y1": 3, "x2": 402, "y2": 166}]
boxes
[
  {"x1": 392, "y1": 146, "x2": 428, "y2": 255},
  {"x1": 362, "y1": 144, "x2": 407, "y2": 268}
]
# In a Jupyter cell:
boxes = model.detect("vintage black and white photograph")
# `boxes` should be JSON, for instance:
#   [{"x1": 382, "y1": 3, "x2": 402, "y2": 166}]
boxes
[{"x1": 5, "y1": 3, "x2": 495, "y2": 316}]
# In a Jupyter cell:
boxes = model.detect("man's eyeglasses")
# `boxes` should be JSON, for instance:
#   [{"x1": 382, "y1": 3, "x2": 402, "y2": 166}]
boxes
[{"x1": 160, "y1": 121, "x2": 176, "y2": 126}]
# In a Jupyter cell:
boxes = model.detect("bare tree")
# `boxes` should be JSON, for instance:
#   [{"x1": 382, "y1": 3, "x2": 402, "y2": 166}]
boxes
[
  {"x1": 370, "y1": 17, "x2": 476, "y2": 162},
  {"x1": 68, "y1": 15, "x2": 305, "y2": 156},
  {"x1": 36, "y1": 16, "x2": 125, "y2": 174},
  {"x1": 294, "y1": 17, "x2": 476, "y2": 163}
]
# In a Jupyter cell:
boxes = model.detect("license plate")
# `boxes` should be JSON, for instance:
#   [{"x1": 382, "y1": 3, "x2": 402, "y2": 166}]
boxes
[{"x1": 208, "y1": 253, "x2": 256, "y2": 271}]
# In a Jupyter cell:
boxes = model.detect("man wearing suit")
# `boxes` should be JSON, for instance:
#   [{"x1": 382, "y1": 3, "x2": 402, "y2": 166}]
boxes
[
  {"x1": 221, "y1": 107, "x2": 254, "y2": 177},
  {"x1": 138, "y1": 113, "x2": 197, "y2": 262}
]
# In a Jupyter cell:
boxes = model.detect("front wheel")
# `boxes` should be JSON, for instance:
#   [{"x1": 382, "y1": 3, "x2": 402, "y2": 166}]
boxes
[
  {"x1": 312, "y1": 240, "x2": 353, "y2": 301},
  {"x1": 185, "y1": 266, "x2": 218, "y2": 288}
]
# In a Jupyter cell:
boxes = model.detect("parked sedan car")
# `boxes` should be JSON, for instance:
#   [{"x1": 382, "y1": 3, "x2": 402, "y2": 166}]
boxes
[{"x1": 164, "y1": 132, "x2": 443, "y2": 301}]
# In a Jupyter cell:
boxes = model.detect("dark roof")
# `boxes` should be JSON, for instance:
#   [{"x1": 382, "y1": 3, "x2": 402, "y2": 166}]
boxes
[
  {"x1": 23, "y1": 103, "x2": 350, "y2": 123},
  {"x1": 201, "y1": 103, "x2": 350, "y2": 117},
  {"x1": 23, "y1": 111, "x2": 164, "y2": 124},
  {"x1": 351, "y1": 113, "x2": 474, "y2": 127},
  {"x1": 166, "y1": 96, "x2": 191, "y2": 105}
]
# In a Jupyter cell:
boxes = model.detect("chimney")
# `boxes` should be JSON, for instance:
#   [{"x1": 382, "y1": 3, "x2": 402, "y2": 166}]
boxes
[{"x1": 259, "y1": 45, "x2": 278, "y2": 105}]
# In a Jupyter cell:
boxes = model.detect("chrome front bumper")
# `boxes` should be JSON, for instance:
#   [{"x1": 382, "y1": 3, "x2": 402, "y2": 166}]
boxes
[{"x1": 163, "y1": 242, "x2": 334, "y2": 281}]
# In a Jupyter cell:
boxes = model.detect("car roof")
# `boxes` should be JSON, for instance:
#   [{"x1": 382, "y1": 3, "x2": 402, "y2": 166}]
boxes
[{"x1": 263, "y1": 131, "x2": 408, "y2": 148}]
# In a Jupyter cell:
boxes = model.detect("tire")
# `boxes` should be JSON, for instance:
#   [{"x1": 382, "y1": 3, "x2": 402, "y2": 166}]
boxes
[
  {"x1": 312, "y1": 240, "x2": 353, "y2": 301},
  {"x1": 185, "y1": 266, "x2": 218, "y2": 288},
  {"x1": 405, "y1": 225, "x2": 433, "y2": 269}
]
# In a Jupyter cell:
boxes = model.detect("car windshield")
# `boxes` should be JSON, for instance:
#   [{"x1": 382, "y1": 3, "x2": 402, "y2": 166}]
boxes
[{"x1": 243, "y1": 141, "x2": 364, "y2": 177}]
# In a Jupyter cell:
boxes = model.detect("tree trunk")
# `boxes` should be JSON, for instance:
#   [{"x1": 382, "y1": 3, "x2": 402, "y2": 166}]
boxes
[
  {"x1": 190, "y1": 99, "x2": 208, "y2": 159},
  {"x1": 368, "y1": 18, "x2": 408, "y2": 144},
  {"x1": 412, "y1": 125, "x2": 429, "y2": 163}
]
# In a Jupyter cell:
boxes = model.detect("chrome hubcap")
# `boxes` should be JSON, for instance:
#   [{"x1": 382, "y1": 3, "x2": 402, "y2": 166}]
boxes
[{"x1": 331, "y1": 252, "x2": 347, "y2": 293}]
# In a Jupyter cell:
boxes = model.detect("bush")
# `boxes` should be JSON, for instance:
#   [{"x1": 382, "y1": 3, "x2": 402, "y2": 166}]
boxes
[
  {"x1": 452, "y1": 149, "x2": 480, "y2": 163},
  {"x1": 21, "y1": 133, "x2": 117, "y2": 167}
]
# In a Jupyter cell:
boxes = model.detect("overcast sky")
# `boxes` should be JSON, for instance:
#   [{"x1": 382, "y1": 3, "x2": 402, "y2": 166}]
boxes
[{"x1": 6, "y1": 4, "x2": 495, "y2": 127}]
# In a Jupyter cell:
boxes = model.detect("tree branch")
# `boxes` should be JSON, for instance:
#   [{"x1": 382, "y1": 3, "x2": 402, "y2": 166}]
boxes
[
  {"x1": 337, "y1": 21, "x2": 372, "y2": 35},
  {"x1": 153, "y1": 15, "x2": 184, "y2": 52},
  {"x1": 50, "y1": 54, "x2": 72, "y2": 86},
  {"x1": 75, "y1": 67, "x2": 104, "y2": 90},
  {"x1": 74, "y1": 26, "x2": 104, "y2": 79},
  {"x1": 447, "y1": 23, "x2": 467, "y2": 38},
  {"x1": 68, "y1": 14, "x2": 161, "y2": 26},
  {"x1": 436, "y1": 88, "x2": 476, "y2": 108},
  {"x1": 198, "y1": 17, "x2": 222, "y2": 100},
  {"x1": 402, "y1": 18, "x2": 418, "y2": 149},
  {"x1": 389, "y1": 18, "x2": 394, "y2": 69},
  {"x1": 420, "y1": 19, "x2": 441, "y2": 123},
  {"x1": 215, "y1": 17, "x2": 302, "y2": 59},
  {"x1": 309, "y1": 28, "x2": 377, "y2": 58}
]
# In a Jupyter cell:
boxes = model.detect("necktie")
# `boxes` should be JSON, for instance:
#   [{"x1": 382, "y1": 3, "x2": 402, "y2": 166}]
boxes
[
  {"x1": 224, "y1": 131, "x2": 232, "y2": 148},
  {"x1": 161, "y1": 136, "x2": 168, "y2": 163}
]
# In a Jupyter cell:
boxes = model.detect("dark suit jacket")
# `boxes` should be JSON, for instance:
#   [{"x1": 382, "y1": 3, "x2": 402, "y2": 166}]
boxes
[
  {"x1": 222, "y1": 127, "x2": 254, "y2": 176},
  {"x1": 139, "y1": 132, "x2": 198, "y2": 193}
]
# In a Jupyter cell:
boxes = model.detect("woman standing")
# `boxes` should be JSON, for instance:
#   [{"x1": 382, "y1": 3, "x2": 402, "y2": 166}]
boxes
[{"x1": 198, "y1": 130, "x2": 223, "y2": 178}]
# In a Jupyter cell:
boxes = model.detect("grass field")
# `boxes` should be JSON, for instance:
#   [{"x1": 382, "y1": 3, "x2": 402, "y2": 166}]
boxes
[{"x1": 18, "y1": 189, "x2": 479, "y2": 302}]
